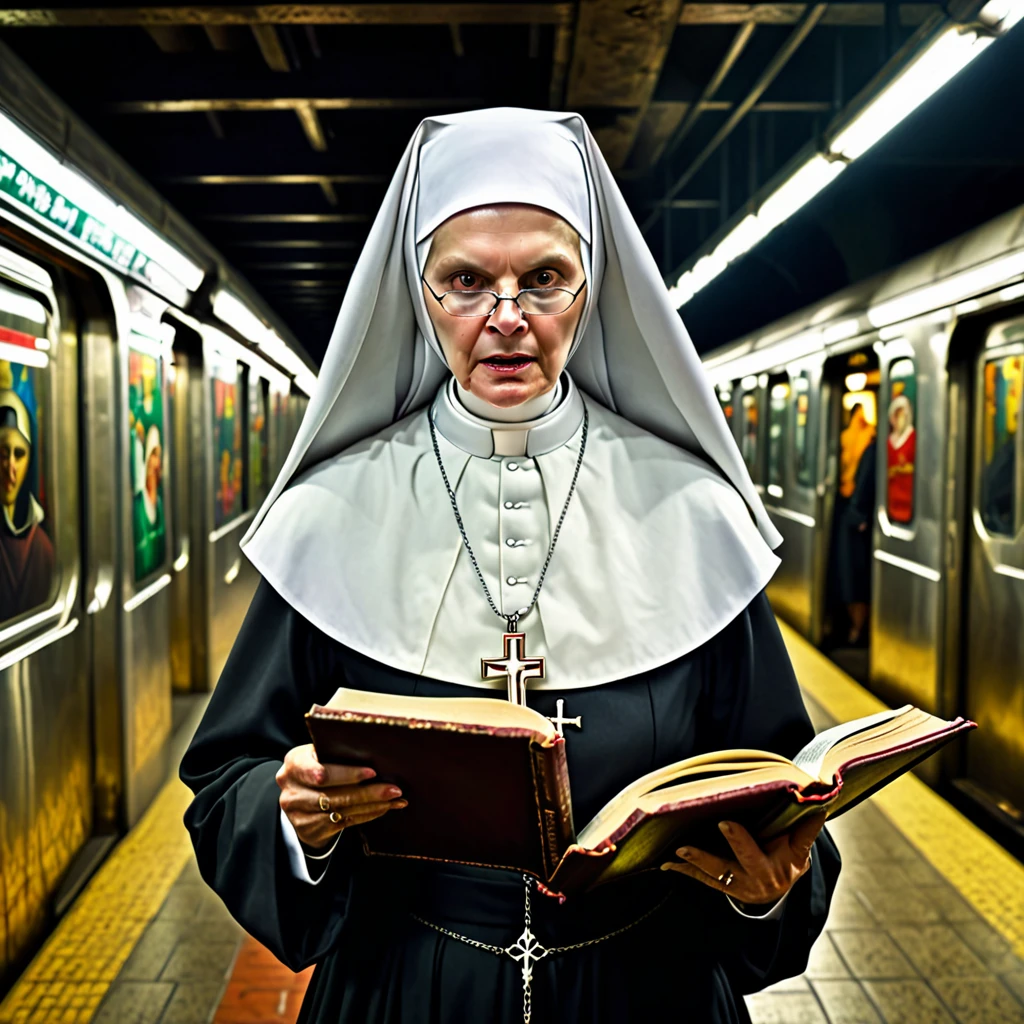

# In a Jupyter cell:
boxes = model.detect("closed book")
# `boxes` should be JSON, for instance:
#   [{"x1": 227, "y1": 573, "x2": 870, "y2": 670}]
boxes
[{"x1": 306, "y1": 689, "x2": 974, "y2": 898}]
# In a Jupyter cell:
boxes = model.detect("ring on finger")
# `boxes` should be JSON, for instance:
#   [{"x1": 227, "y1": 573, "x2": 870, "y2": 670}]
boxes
[
  {"x1": 717, "y1": 870, "x2": 735, "y2": 887},
  {"x1": 329, "y1": 810, "x2": 343, "y2": 824},
  {"x1": 318, "y1": 793, "x2": 331, "y2": 813}
]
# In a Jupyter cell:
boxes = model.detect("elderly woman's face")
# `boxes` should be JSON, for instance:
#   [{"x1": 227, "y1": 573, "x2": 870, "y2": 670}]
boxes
[{"x1": 422, "y1": 205, "x2": 586, "y2": 408}]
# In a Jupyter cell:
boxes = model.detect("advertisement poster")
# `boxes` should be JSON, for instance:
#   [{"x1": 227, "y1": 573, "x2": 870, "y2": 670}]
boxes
[
  {"x1": 212, "y1": 361, "x2": 244, "y2": 527},
  {"x1": 128, "y1": 347, "x2": 167, "y2": 580},
  {"x1": 0, "y1": 356, "x2": 54, "y2": 619},
  {"x1": 886, "y1": 358, "x2": 916, "y2": 524}
]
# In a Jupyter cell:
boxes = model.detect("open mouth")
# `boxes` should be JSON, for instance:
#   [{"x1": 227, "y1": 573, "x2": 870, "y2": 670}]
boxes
[{"x1": 480, "y1": 354, "x2": 536, "y2": 373}]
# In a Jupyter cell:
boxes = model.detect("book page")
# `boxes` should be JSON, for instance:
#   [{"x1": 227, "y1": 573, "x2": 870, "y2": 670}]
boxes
[
  {"x1": 793, "y1": 705, "x2": 912, "y2": 778},
  {"x1": 317, "y1": 687, "x2": 556, "y2": 743}
]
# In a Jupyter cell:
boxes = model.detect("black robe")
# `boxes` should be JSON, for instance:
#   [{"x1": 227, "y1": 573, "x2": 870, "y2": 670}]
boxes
[{"x1": 180, "y1": 580, "x2": 841, "y2": 1024}]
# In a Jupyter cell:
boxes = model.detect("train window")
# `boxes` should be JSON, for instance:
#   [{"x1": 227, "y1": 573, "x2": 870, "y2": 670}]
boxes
[
  {"x1": 716, "y1": 383, "x2": 734, "y2": 424},
  {"x1": 885, "y1": 358, "x2": 916, "y2": 525},
  {"x1": 740, "y1": 391, "x2": 759, "y2": 474},
  {"x1": 980, "y1": 353, "x2": 1021, "y2": 535},
  {"x1": 211, "y1": 357, "x2": 245, "y2": 527},
  {"x1": 128, "y1": 347, "x2": 168, "y2": 580},
  {"x1": 248, "y1": 375, "x2": 270, "y2": 508},
  {"x1": 0, "y1": 281, "x2": 57, "y2": 621},
  {"x1": 793, "y1": 373, "x2": 813, "y2": 487},
  {"x1": 767, "y1": 381, "x2": 790, "y2": 495}
]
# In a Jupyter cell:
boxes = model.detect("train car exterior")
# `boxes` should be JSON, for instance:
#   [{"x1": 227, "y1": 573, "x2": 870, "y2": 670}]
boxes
[
  {"x1": 702, "y1": 204, "x2": 1024, "y2": 849},
  {"x1": 0, "y1": 55, "x2": 314, "y2": 988}
]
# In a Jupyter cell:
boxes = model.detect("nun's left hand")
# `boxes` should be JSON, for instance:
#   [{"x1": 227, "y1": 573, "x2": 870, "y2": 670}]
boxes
[{"x1": 659, "y1": 812, "x2": 827, "y2": 905}]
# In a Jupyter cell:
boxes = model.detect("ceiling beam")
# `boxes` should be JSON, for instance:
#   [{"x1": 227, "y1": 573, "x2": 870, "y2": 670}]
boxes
[
  {"x1": 227, "y1": 239, "x2": 360, "y2": 248},
  {"x1": 0, "y1": 3, "x2": 938, "y2": 27},
  {"x1": 656, "y1": 22, "x2": 756, "y2": 166},
  {"x1": 107, "y1": 97, "x2": 473, "y2": 113},
  {"x1": 677, "y1": 2, "x2": 939, "y2": 24},
  {"x1": 641, "y1": 2, "x2": 827, "y2": 234},
  {"x1": 0, "y1": 5, "x2": 574, "y2": 27},
  {"x1": 564, "y1": 0, "x2": 686, "y2": 170},
  {"x1": 163, "y1": 173, "x2": 386, "y2": 183},
  {"x1": 252, "y1": 24, "x2": 290, "y2": 70},
  {"x1": 243, "y1": 261, "x2": 355, "y2": 270},
  {"x1": 294, "y1": 102, "x2": 328, "y2": 150},
  {"x1": 201, "y1": 213, "x2": 371, "y2": 222}
]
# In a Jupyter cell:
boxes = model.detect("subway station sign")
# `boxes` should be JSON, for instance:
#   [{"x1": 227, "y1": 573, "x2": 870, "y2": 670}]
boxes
[{"x1": 0, "y1": 145, "x2": 171, "y2": 291}]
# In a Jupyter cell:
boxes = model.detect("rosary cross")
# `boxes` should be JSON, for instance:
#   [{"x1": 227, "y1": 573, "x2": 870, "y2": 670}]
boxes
[{"x1": 505, "y1": 925, "x2": 549, "y2": 989}]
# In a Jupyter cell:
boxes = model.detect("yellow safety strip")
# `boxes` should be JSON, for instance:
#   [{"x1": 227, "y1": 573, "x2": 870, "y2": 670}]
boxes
[
  {"x1": 0, "y1": 779, "x2": 194, "y2": 1024},
  {"x1": 779, "y1": 619, "x2": 1024, "y2": 958}
]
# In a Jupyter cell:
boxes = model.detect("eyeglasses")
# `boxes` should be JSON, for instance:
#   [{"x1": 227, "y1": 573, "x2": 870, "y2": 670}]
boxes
[{"x1": 421, "y1": 276, "x2": 587, "y2": 317}]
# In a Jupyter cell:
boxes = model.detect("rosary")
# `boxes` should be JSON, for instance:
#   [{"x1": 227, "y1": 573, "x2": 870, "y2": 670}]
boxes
[{"x1": 427, "y1": 405, "x2": 591, "y2": 1022}]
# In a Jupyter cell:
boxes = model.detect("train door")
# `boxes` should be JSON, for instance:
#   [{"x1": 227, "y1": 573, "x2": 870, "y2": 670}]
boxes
[
  {"x1": 762, "y1": 366, "x2": 820, "y2": 637},
  {"x1": 818, "y1": 348, "x2": 880, "y2": 683},
  {"x1": 0, "y1": 247, "x2": 88, "y2": 984},
  {"x1": 117, "y1": 288, "x2": 176, "y2": 826},
  {"x1": 203, "y1": 336, "x2": 262, "y2": 685},
  {"x1": 166, "y1": 318, "x2": 203, "y2": 693},
  {"x1": 961, "y1": 319, "x2": 1024, "y2": 832}
]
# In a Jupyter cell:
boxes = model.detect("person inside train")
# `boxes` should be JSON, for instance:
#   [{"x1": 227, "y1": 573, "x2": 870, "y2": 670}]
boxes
[
  {"x1": 838, "y1": 429, "x2": 877, "y2": 647},
  {"x1": 180, "y1": 109, "x2": 840, "y2": 1024},
  {"x1": 886, "y1": 394, "x2": 915, "y2": 526},
  {"x1": 0, "y1": 381, "x2": 54, "y2": 620},
  {"x1": 826, "y1": 401, "x2": 876, "y2": 648}
]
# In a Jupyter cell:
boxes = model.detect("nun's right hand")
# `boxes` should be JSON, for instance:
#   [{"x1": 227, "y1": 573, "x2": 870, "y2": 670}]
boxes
[{"x1": 276, "y1": 742, "x2": 408, "y2": 849}]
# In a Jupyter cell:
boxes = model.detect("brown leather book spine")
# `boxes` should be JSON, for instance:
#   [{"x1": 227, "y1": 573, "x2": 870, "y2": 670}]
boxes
[{"x1": 530, "y1": 739, "x2": 574, "y2": 880}]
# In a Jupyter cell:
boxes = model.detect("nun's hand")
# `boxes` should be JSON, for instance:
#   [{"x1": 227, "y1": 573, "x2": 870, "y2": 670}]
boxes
[
  {"x1": 277, "y1": 742, "x2": 408, "y2": 850},
  {"x1": 659, "y1": 813, "x2": 826, "y2": 905}
]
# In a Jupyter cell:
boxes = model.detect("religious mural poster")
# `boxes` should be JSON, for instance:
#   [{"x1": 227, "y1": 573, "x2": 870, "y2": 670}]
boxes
[
  {"x1": 248, "y1": 377, "x2": 269, "y2": 509},
  {"x1": 980, "y1": 353, "x2": 1021, "y2": 535},
  {"x1": 128, "y1": 347, "x2": 167, "y2": 581},
  {"x1": 212, "y1": 361, "x2": 244, "y2": 527},
  {"x1": 0, "y1": 357, "x2": 55, "y2": 621},
  {"x1": 886, "y1": 358, "x2": 916, "y2": 525}
]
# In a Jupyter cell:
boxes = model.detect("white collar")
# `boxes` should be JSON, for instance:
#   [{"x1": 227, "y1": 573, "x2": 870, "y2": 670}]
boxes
[{"x1": 432, "y1": 373, "x2": 584, "y2": 458}]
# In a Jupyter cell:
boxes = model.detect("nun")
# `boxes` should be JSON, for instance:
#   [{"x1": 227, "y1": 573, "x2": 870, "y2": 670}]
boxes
[{"x1": 181, "y1": 108, "x2": 840, "y2": 1024}]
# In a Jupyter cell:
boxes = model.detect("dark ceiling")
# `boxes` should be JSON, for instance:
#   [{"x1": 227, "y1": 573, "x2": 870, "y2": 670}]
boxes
[{"x1": 1, "y1": 3, "x2": 1022, "y2": 363}]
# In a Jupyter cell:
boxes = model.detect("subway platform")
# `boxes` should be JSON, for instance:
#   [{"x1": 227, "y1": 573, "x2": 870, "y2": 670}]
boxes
[{"x1": 2, "y1": 625, "x2": 1023, "y2": 1024}]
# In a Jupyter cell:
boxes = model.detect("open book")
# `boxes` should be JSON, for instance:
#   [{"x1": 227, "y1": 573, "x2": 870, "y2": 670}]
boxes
[{"x1": 306, "y1": 689, "x2": 974, "y2": 897}]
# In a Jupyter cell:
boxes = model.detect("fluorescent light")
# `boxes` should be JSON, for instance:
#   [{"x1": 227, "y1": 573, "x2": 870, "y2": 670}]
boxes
[
  {"x1": 0, "y1": 112, "x2": 203, "y2": 295},
  {"x1": 294, "y1": 369, "x2": 317, "y2": 396},
  {"x1": 668, "y1": 271, "x2": 695, "y2": 308},
  {"x1": 690, "y1": 253, "x2": 728, "y2": 293},
  {"x1": 830, "y1": 28, "x2": 993, "y2": 160},
  {"x1": 757, "y1": 156, "x2": 846, "y2": 236},
  {"x1": 671, "y1": 159, "x2": 844, "y2": 310},
  {"x1": 212, "y1": 288, "x2": 271, "y2": 346},
  {"x1": 868, "y1": 249, "x2": 1024, "y2": 326},
  {"x1": 979, "y1": 0, "x2": 1024, "y2": 31},
  {"x1": 998, "y1": 282, "x2": 1024, "y2": 301},
  {"x1": 845, "y1": 372, "x2": 868, "y2": 391},
  {"x1": 823, "y1": 318, "x2": 861, "y2": 344},
  {"x1": 712, "y1": 214, "x2": 767, "y2": 266}
]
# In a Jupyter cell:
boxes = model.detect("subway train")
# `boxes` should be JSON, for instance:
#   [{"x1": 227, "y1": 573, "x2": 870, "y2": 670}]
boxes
[
  {"x1": 0, "y1": 64, "x2": 313, "y2": 986},
  {"x1": 701, "y1": 202, "x2": 1024, "y2": 855}
]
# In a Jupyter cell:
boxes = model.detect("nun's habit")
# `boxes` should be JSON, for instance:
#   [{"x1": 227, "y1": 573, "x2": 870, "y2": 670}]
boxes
[{"x1": 181, "y1": 109, "x2": 840, "y2": 1024}]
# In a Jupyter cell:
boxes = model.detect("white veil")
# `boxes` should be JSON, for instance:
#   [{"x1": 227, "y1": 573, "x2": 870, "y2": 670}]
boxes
[
  {"x1": 242, "y1": 108, "x2": 779, "y2": 553},
  {"x1": 238, "y1": 108, "x2": 782, "y2": 687}
]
